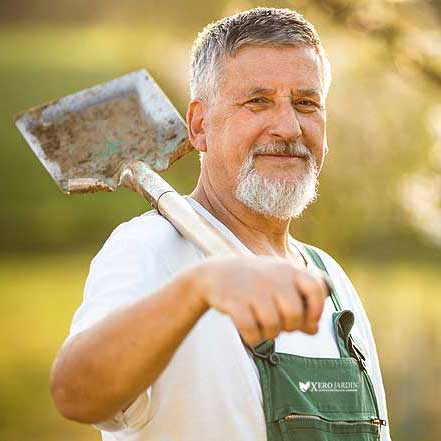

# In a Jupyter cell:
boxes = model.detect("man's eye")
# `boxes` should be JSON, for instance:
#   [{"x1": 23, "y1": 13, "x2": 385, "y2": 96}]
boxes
[
  {"x1": 295, "y1": 100, "x2": 321, "y2": 112},
  {"x1": 247, "y1": 98, "x2": 269, "y2": 105}
]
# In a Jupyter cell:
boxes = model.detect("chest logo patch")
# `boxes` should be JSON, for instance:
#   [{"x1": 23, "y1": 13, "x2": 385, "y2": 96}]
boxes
[
  {"x1": 299, "y1": 381, "x2": 358, "y2": 392},
  {"x1": 299, "y1": 381, "x2": 311, "y2": 392}
]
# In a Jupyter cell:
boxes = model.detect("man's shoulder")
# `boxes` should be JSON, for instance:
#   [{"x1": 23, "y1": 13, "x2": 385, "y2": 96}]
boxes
[
  {"x1": 109, "y1": 209, "x2": 182, "y2": 244},
  {"x1": 97, "y1": 209, "x2": 203, "y2": 266}
]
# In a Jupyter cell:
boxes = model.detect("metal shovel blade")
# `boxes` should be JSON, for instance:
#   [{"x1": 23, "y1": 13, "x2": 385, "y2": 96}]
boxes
[{"x1": 14, "y1": 69, "x2": 193, "y2": 194}]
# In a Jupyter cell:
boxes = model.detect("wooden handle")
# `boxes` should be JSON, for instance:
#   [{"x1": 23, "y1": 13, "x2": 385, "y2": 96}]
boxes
[
  {"x1": 120, "y1": 160, "x2": 332, "y2": 294},
  {"x1": 119, "y1": 160, "x2": 239, "y2": 256}
]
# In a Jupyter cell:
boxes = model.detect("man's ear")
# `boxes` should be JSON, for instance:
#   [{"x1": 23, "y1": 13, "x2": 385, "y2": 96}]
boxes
[{"x1": 186, "y1": 99, "x2": 207, "y2": 152}]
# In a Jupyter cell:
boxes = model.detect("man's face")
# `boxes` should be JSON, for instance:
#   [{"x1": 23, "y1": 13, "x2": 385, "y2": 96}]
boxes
[{"x1": 199, "y1": 45, "x2": 328, "y2": 217}]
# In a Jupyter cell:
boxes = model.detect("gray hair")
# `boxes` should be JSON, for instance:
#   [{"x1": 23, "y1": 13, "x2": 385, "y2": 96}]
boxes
[{"x1": 190, "y1": 7, "x2": 332, "y2": 103}]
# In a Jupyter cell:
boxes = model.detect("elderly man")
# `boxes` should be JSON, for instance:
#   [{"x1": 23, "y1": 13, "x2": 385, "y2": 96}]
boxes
[{"x1": 50, "y1": 7, "x2": 391, "y2": 441}]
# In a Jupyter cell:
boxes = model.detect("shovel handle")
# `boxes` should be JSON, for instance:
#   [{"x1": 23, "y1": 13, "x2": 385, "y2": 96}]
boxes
[
  {"x1": 119, "y1": 160, "x2": 238, "y2": 257},
  {"x1": 120, "y1": 161, "x2": 332, "y2": 295}
]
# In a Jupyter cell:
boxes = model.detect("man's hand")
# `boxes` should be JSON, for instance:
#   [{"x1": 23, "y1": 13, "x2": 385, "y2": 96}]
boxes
[{"x1": 193, "y1": 256, "x2": 328, "y2": 346}]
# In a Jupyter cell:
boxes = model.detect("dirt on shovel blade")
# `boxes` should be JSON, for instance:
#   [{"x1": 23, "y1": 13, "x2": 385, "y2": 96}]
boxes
[{"x1": 28, "y1": 92, "x2": 189, "y2": 192}]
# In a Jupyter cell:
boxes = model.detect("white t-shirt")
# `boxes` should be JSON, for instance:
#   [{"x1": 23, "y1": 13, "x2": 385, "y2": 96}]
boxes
[{"x1": 68, "y1": 197, "x2": 391, "y2": 441}]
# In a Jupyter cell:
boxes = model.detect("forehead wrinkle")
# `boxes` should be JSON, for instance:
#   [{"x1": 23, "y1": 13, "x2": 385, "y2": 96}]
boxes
[{"x1": 246, "y1": 86, "x2": 276, "y2": 98}]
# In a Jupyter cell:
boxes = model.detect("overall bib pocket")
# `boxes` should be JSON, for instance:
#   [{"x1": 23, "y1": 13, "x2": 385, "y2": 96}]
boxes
[{"x1": 279, "y1": 413, "x2": 382, "y2": 441}]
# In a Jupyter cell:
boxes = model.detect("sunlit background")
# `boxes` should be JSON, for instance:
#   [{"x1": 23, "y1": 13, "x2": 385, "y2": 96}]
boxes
[{"x1": 1, "y1": 0, "x2": 440, "y2": 440}]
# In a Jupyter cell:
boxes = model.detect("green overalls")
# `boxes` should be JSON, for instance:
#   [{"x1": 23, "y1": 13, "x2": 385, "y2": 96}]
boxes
[{"x1": 250, "y1": 245, "x2": 387, "y2": 441}]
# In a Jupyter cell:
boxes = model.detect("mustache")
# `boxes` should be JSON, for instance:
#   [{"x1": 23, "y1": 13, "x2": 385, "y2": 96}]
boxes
[
  {"x1": 251, "y1": 141, "x2": 313, "y2": 160},
  {"x1": 238, "y1": 141, "x2": 319, "y2": 182}
]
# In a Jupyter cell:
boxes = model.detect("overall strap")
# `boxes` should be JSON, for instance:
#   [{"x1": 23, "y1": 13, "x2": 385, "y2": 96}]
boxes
[
  {"x1": 300, "y1": 244, "x2": 368, "y2": 368},
  {"x1": 332, "y1": 310, "x2": 355, "y2": 358},
  {"x1": 300, "y1": 244, "x2": 343, "y2": 312}
]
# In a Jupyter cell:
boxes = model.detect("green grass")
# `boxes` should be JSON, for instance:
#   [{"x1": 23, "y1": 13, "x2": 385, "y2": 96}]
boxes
[
  {"x1": 0, "y1": 253, "x2": 440, "y2": 440},
  {"x1": 0, "y1": 253, "x2": 100, "y2": 441}
]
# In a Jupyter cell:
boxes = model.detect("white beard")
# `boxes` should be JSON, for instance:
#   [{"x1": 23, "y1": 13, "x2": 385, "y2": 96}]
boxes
[{"x1": 235, "y1": 142, "x2": 319, "y2": 220}]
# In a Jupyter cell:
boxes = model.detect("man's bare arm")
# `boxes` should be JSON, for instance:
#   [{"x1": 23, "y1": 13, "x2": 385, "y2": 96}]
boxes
[
  {"x1": 50, "y1": 269, "x2": 207, "y2": 424},
  {"x1": 50, "y1": 255, "x2": 327, "y2": 424}
]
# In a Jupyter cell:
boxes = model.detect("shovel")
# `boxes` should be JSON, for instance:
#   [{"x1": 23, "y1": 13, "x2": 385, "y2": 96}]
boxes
[
  {"x1": 14, "y1": 69, "x2": 333, "y2": 287},
  {"x1": 14, "y1": 69, "x2": 238, "y2": 257}
]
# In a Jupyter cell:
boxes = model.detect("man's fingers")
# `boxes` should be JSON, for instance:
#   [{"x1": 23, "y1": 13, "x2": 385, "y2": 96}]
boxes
[
  {"x1": 306, "y1": 267, "x2": 333, "y2": 297},
  {"x1": 273, "y1": 288, "x2": 304, "y2": 332},
  {"x1": 250, "y1": 297, "x2": 282, "y2": 341},
  {"x1": 230, "y1": 305, "x2": 263, "y2": 346},
  {"x1": 295, "y1": 272, "x2": 326, "y2": 334}
]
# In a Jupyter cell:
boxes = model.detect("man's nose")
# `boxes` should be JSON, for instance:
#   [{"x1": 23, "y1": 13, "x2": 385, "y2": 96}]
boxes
[{"x1": 267, "y1": 99, "x2": 302, "y2": 141}]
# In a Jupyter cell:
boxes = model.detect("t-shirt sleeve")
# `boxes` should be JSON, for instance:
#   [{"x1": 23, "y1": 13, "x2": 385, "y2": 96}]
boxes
[
  {"x1": 69, "y1": 218, "x2": 173, "y2": 337},
  {"x1": 93, "y1": 391, "x2": 151, "y2": 432},
  {"x1": 66, "y1": 217, "x2": 173, "y2": 432},
  {"x1": 318, "y1": 251, "x2": 393, "y2": 441}
]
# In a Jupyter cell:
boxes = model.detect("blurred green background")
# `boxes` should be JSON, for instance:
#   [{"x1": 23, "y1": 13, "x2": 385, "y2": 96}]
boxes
[{"x1": 1, "y1": 0, "x2": 440, "y2": 440}]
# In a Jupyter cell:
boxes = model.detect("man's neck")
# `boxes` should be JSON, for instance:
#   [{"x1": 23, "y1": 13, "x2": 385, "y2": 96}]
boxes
[{"x1": 190, "y1": 178, "x2": 299, "y2": 260}]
